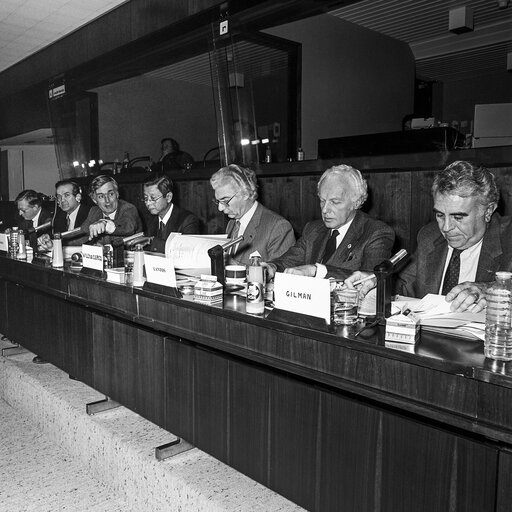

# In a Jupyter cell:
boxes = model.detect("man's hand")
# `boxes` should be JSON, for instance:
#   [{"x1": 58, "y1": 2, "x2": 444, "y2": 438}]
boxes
[
  {"x1": 262, "y1": 262, "x2": 277, "y2": 281},
  {"x1": 343, "y1": 271, "x2": 376, "y2": 298},
  {"x1": 284, "y1": 264, "x2": 317, "y2": 277},
  {"x1": 89, "y1": 219, "x2": 115, "y2": 239},
  {"x1": 446, "y1": 281, "x2": 487, "y2": 313},
  {"x1": 37, "y1": 233, "x2": 53, "y2": 251}
]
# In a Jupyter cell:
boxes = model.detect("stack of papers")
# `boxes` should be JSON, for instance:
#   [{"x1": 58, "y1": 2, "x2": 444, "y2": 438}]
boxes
[{"x1": 394, "y1": 294, "x2": 485, "y2": 341}]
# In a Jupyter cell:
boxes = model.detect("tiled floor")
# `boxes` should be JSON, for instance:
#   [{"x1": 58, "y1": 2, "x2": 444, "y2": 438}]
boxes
[{"x1": 0, "y1": 397, "x2": 130, "y2": 512}]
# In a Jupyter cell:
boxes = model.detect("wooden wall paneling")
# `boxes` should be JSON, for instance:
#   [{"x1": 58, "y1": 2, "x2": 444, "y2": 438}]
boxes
[
  {"x1": 259, "y1": 175, "x2": 304, "y2": 236},
  {"x1": 409, "y1": 168, "x2": 437, "y2": 253},
  {"x1": 380, "y1": 413, "x2": 497, "y2": 512},
  {"x1": 493, "y1": 166, "x2": 512, "y2": 216},
  {"x1": 363, "y1": 171, "x2": 412, "y2": 252},
  {"x1": 194, "y1": 346, "x2": 229, "y2": 462},
  {"x1": 228, "y1": 358, "x2": 271, "y2": 486},
  {"x1": 497, "y1": 449, "x2": 512, "y2": 512},
  {"x1": 269, "y1": 372, "x2": 320, "y2": 512},
  {"x1": 92, "y1": 314, "x2": 165, "y2": 426},
  {"x1": 477, "y1": 380, "x2": 512, "y2": 430},
  {"x1": 174, "y1": 178, "x2": 221, "y2": 235},
  {"x1": 298, "y1": 175, "x2": 322, "y2": 235},
  {"x1": 163, "y1": 336, "x2": 195, "y2": 440},
  {"x1": 317, "y1": 389, "x2": 381, "y2": 512},
  {"x1": 0, "y1": 280, "x2": 8, "y2": 337}
]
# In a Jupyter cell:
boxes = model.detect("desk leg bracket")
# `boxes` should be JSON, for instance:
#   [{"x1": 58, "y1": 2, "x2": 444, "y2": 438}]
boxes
[
  {"x1": 155, "y1": 438, "x2": 194, "y2": 461},
  {"x1": 1, "y1": 341, "x2": 28, "y2": 357},
  {"x1": 86, "y1": 397, "x2": 121, "y2": 415}
]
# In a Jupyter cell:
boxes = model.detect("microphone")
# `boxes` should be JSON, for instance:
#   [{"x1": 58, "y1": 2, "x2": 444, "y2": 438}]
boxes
[
  {"x1": 26, "y1": 220, "x2": 52, "y2": 234},
  {"x1": 221, "y1": 234, "x2": 244, "y2": 252},
  {"x1": 60, "y1": 227, "x2": 85, "y2": 239},
  {"x1": 352, "y1": 249, "x2": 408, "y2": 286}
]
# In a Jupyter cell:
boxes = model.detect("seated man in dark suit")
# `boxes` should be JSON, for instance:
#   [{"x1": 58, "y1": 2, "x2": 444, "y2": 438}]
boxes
[
  {"x1": 152, "y1": 137, "x2": 194, "y2": 173},
  {"x1": 210, "y1": 164, "x2": 296, "y2": 267},
  {"x1": 266, "y1": 165, "x2": 395, "y2": 280},
  {"x1": 38, "y1": 180, "x2": 91, "y2": 250},
  {"x1": 52, "y1": 180, "x2": 90, "y2": 233},
  {"x1": 68, "y1": 175, "x2": 143, "y2": 246},
  {"x1": 15, "y1": 189, "x2": 53, "y2": 249},
  {"x1": 345, "y1": 160, "x2": 512, "y2": 313},
  {"x1": 142, "y1": 173, "x2": 200, "y2": 252}
]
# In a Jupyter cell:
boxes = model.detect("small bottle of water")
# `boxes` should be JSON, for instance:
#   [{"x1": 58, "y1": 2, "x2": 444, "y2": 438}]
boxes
[{"x1": 485, "y1": 271, "x2": 512, "y2": 361}]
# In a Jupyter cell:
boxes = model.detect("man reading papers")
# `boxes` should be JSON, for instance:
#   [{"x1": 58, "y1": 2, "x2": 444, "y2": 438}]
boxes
[
  {"x1": 210, "y1": 164, "x2": 295, "y2": 266},
  {"x1": 266, "y1": 165, "x2": 394, "y2": 280},
  {"x1": 346, "y1": 161, "x2": 512, "y2": 313}
]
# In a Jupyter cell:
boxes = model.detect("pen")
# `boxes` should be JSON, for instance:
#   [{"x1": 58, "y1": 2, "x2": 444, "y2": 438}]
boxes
[{"x1": 352, "y1": 273, "x2": 376, "y2": 286}]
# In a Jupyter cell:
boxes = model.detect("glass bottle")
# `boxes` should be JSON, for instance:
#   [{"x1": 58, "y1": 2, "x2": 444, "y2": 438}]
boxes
[
  {"x1": 246, "y1": 255, "x2": 265, "y2": 315},
  {"x1": 485, "y1": 271, "x2": 512, "y2": 361},
  {"x1": 17, "y1": 230, "x2": 27, "y2": 260},
  {"x1": 52, "y1": 233, "x2": 64, "y2": 268},
  {"x1": 132, "y1": 244, "x2": 145, "y2": 287}
]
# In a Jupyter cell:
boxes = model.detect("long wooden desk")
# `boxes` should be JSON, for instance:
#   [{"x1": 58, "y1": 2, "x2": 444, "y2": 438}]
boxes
[{"x1": 1, "y1": 255, "x2": 512, "y2": 511}]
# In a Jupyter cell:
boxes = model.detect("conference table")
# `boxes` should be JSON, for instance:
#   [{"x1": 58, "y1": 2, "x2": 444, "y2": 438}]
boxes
[{"x1": 0, "y1": 253, "x2": 511, "y2": 512}]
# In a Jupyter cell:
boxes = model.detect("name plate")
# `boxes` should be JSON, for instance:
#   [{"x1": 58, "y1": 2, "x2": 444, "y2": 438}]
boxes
[
  {"x1": 144, "y1": 253, "x2": 177, "y2": 288},
  {"x1": 274, "y1": 272, "x2": 331, "y2": 323},
  {"x1": 82, "y1": 244, "x2": 104, "y2": 271},
  {"x1": 0, "y1": 233, "x2": 8, "y2": 252}
]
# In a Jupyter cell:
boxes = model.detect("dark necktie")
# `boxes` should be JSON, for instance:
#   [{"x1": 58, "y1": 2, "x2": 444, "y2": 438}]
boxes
[
  {"x1": 157, "y1": 220, "x2": 165, "y2": 239},
  {"x1": 66, "y1": 215, "x2": 71, "y2": 230},
  {"x1": 321, "y1": 229, "x2": 339, "y2": 264},
  {"x1": 441, "y1": 249, "x2": 462, "y2": 295},
  {"x1": 228, "y1": 220, "x2": 241, "y2": 255}
]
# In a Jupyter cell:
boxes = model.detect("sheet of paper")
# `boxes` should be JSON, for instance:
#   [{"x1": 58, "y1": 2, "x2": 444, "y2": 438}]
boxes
[{"x1": 165, "y1": 233, "x2": 227, "y2": 269}]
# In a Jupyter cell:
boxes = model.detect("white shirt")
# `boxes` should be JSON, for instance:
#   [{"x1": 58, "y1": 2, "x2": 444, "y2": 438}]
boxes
[
  {"x1": 32, "y1": 209, "x2": 42, "y2": 228},
  {"x1": 238, "y1": 201, "x2": 258, "y2": 236},
  {"x1": 315, "y1": 217, "x2": 355, "y2": 278},
  {"x1": 159, "y1": 203, "x2": 174, "y2": 226},
  {"x1": 67, "y1": 205, "x2": 80, "y2": 230},
  {"x1": 439, "y1": 239, "x2": 484, "y2": 294}
]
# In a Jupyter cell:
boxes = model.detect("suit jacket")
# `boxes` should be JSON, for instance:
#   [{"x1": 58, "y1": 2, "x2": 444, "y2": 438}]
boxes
[
  {"x1": 68, "y1": 199, "x2": 143, "y2": 246},
  {"x1": 18, "y1": 207, "x2": 53, "y2": 249},
  {"x1": 396, "y1": 214, "x2": 512, "y2": 298},
  {"x1": 147, "y1": 204, "x2": 200, "y2": 253},
  {"x1": 53, "y1": 203, "x2": 91, "y2": 235},
  {"x1": 226, "y1": 202, "x2": 296, "y2": 267},
  {"x1": 272, "y1": 210, "x2": 395, "y2": 280}
]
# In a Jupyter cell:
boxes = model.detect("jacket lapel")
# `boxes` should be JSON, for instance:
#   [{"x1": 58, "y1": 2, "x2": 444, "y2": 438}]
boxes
[{"x1": 424, "y1": 233, "x2": 448, "y2": 294}]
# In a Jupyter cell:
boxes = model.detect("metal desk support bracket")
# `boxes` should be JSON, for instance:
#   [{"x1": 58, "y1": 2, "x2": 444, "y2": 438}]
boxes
[
  {"x1": 1, "y1": 337, "x2": 28, "y2": 357},
  {"x1": 86, "y1": 397, "x2": 121, "y2": 415},
  {"x1": 155, "y1": 437, "x2": 194, "y2": 461}
]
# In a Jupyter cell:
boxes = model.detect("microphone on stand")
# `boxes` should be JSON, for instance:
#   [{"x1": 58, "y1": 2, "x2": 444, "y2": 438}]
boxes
[{"x1": 25, "y1": 220, "x2": 52, "y2": 234}]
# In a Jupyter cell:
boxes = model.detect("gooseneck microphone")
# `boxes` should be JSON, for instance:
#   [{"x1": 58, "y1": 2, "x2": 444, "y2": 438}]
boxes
[{"x1": 25, "y1": 220, "x2": 52, "y2": 234}]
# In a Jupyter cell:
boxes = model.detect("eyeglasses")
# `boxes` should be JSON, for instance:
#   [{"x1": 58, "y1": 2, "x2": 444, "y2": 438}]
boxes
[
  {"x1": 212, "y1": 192, "x2": 238, "y2": 207},
  {"x1": 143, "y1": 195, "x2": 164, "y2": 204}
]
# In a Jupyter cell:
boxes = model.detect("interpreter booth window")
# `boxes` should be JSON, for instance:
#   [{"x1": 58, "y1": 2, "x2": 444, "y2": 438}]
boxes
[{"x1": 47, "y1": 28, "x2": 300, "y2": 181}]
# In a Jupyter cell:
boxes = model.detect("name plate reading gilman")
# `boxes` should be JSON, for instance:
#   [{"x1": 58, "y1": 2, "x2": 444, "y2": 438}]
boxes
[
  {"x1": 274, "y1": 272, "x2": 331, "y2": 323},
  {"x1": 82, "y1": 244, "x2": 104, "y2": 271},
  {"x1": 144, "y1": 253, "x2": 177, "y2": 288}
]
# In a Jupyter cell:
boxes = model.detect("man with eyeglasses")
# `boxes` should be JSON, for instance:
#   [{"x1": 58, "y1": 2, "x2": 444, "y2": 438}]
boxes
[
  {"x1": 142, "y1": 173, "x2": 200, "y2": 252},
  {"x1": 210, "y1": 164, "x2": 295, "y2": 266},
  {"x1": 68, "y1": 175, "x2": 142, "y2": 246}
]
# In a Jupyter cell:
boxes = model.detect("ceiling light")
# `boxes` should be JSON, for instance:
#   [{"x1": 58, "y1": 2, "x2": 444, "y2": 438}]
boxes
[{"x1": 497, "y1": 0, "x2": 509, "y2": 8}]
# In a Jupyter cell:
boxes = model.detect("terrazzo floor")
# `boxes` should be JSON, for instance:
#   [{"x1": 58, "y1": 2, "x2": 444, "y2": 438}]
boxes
[
  {"x1": 0, "y1": 397, "x2": 131, "y2": 512},
  {"x1": 0, "y1": 338, "x2": 304, "y2": 512}
]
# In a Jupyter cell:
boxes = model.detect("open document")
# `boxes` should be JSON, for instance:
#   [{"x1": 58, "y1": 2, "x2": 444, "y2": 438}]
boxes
[{"x1": 164, "y1": 233, "x2": 227, "y2": 271}]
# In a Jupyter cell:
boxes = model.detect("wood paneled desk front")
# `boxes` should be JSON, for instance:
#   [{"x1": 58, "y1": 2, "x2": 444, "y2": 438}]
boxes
[{"x1": 0, "y1": 254, "x2": 511, "y2": 512}]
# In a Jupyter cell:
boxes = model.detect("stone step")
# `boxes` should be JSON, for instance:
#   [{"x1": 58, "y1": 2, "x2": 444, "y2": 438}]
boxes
[{"x1": 0, "y1": 338, "x2": 303, "y2": 512}]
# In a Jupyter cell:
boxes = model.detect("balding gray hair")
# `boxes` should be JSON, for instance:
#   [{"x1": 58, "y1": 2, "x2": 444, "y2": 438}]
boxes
[{"x1": 210, "y1": 164, "x2": 258, "y2": 201}]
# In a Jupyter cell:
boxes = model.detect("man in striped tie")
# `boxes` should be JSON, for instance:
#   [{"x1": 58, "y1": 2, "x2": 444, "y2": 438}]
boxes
[{"x1": 346, "y1": 161, "x2": 512, "y2": 313}]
